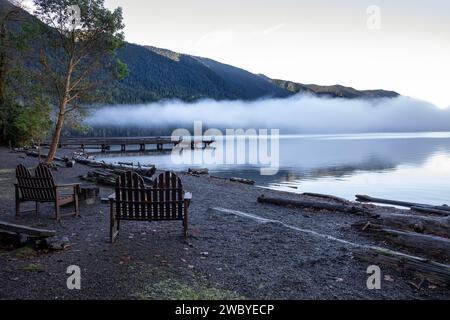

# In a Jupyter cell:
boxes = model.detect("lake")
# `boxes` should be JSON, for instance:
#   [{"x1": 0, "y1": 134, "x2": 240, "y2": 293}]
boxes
[{"x1": 97, "y1": 132, "x2": 450, "y2": 205}]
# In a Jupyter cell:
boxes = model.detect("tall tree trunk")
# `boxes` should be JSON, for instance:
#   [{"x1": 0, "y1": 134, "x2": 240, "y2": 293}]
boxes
[
  {"x1": 46, "y1": 59, "x2": 73, "y2": 163},
  {"x1": 46, "y1": 108, "x2": 65, "y2": 163}
]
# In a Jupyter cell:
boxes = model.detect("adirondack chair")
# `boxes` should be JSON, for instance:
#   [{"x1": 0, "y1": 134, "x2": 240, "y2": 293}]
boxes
[
  {"x1": 109, "y1": 171, "x2": 192, "y2": 243},
  {"x1": 15, "y1": 164, "x2": 80, "y2": 221}
]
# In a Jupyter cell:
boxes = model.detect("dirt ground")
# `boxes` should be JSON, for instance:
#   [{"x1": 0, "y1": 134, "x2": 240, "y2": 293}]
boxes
[{"x1": 0, "y1": 147, "x2": 448, "y2": 300}]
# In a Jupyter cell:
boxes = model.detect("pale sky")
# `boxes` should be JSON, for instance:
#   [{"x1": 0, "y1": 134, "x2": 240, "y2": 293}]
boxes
[{"x1": 101, "y1": 0, "x2": 450, "y2": 108}]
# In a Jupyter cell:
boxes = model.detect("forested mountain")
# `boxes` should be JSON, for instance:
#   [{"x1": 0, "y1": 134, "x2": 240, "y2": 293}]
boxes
[
  {"x1": 1, "y1": 0, "x2": 399, "y2": 105},
  {"x1": 109, "y1": 44, "x2": 291, "y2": 103}
]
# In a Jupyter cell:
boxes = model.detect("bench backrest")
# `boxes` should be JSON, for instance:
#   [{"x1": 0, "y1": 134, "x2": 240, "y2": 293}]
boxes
[
  {"x1": 115, "y1": 171, "x2": 184, "y2": 220},
  {"x1": 16, "y1": 164, "x2": 56, "y2": 201}
]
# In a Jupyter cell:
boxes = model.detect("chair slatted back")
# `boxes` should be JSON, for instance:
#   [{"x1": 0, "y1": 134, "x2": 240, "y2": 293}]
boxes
[
  {"x1": 34, "y1": 164, "x2": 56, "y2": 201},
  {"x1": 16, "y1": 164, "x2": 56, "y2": 201},
  {"x1": 115, "y1": 171, "x2": 145, "y2": 219},
  {"x1": 114, "y1": 171, "x2": 184, "y2": 220},
  {"x1": 16, "y1": 165, "x2": 34, "y2": 200}
]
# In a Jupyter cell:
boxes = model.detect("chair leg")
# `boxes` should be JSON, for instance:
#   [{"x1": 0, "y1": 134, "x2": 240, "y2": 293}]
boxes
[
  {"x1": 15, "y1": 199, "x2": 21, "y2": 218},
  {"x1": 110, "y1": 201, "x2": 118, "y2": 243},
  {"x1": 15, "y1": 186, "x2": 20, "y2": 218},
  {"x1": 74, "y1": 193, "x2": 80, "y2": 218},
  {"x1": 183, "y1": 206, "x2": 189, "y2": 239},
  {"x1": 54, "y1": 203, "x2": 61, "y2": 221}
]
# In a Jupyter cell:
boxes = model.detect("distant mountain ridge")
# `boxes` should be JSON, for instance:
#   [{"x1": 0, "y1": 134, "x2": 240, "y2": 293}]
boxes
[
  {"x1": 1, "y1": 0, "x2": 400, "y2": 105},
  {"x1": 269, "y1": 79, "x2": 399, "y2": 99}
]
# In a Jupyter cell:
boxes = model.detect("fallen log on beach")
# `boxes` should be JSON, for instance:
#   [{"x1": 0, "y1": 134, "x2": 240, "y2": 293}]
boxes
[
  {"x1": 230, "y1": 177, "x2": 255, "y2": 185},
  {"x1": 188, "y1": 168, "x2": 209, "y2": 175},
  {"x1": 410, "y1": 206, "x2": 450, "y2": 217},
  {"x1": 355, "y1": 195, "x2": 450, "y2": 214},
  {"x1": 74, "y1": 156, "x2": 156, "y2": 177},
  {"x1": 353, "y1": 212, "x2": 450, "y2": 238},
  {"x1": 0, "y1": 221, "x2": 56, "y2": 238},
  {"x1": 353, "y1": 224, "x2": 450, "y2": 260},
  {"x1": 302, "y1": 192, "x2": 349, "y2": 204},
  {"x1": 257, "y1": 194, "x2": 371, "y2": 215},
  {"x1": 354, "y1": 250, "x2": 450, "y2": 286},
  {"x1": 81, "y1": 168, "x2": 155, "y2": 187}
]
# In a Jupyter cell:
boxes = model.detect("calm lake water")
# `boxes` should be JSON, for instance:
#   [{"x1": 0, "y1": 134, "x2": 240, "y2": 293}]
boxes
[{"x1": 97, "y1": 132, "x2": 450, "y2": 205}]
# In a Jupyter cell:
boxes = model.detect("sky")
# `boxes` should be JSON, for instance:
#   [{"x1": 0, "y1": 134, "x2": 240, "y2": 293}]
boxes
[{"x1": 49, "y1": 0, "x2": 450, "y2": 108}]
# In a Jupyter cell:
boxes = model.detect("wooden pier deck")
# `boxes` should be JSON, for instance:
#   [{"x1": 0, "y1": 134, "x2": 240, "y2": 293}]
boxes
[{"x1": 41, "y1": 136, "x2": 215, "y2": 152}]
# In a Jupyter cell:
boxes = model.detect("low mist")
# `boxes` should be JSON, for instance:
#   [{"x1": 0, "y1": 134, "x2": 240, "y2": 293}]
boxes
[{"x1": 85, "y1": 95, "x2": 450, "y2": 134}]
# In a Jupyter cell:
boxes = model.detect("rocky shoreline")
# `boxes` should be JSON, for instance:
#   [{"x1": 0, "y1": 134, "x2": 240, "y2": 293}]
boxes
[{"x1": 0, "y1": 147, "x2": 448, "y2": 299}]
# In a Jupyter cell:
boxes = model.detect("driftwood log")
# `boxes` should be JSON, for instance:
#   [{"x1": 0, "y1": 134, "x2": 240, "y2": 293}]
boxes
[
  {"x1": 354, "y1": 250, "x2": 450, "y2": 286},
  {"x1": 352, "y1": 224, "x2": 450, "y2": 260},
  {"x1": 26, "y1": 150, "x2": 64, "y2": 162},
  {"x1": 0, "y1": 221, "x2": 56, "y2": 238},
  {"x1": 354, "y1": 212, "x2": 450, "y2": 238},
  {"x1": 74, "y1": 156, "x2": 156, "y2": 177},
  {"x1": 302, "y1": 192, "x2": 349, "y2": 204},
  {"x1": 81, "y1": 168, "x2": 154, "y2": 187},
  {"x1": 188, "y1": 168, "x2": 209, "y2": 175},
  {"x1": 257, "y1": 195, "x2": 371, "y2": 215},
  {"x1": 356, "y1": 195, "x2": 450, "y2": 214},
  {"x1": 410, "y1": 206, "x2": 450, "y2": 217},
  {"x1": 230, "y1": 177, "x2": 255, "y2": 185}
]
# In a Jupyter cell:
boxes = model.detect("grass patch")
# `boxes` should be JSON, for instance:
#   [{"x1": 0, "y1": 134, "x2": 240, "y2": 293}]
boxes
[
  {"x1": 136, "y1": 279, "x2": 245, "y2": 300},
  {"x1": 14, "y1": 246, "x2": 36, "y2": 259},
  {"x1": 21, "y1": 263, "x2": 44, "y2": 272}
]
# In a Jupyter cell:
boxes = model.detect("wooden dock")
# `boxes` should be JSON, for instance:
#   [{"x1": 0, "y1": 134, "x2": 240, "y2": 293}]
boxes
[{"x1": 41, "y1": 136, "x2": 215, "y2": 153}]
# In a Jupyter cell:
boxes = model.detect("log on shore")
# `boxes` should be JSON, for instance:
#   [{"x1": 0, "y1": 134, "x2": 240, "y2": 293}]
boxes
[
  {"x1": 26, "y1": 151, "x2": 64, "y2": 162},
  {"x1": 411, "y1": 206, "x2": 450, "y2": 217},
  {"x1": 257, "y1": 195, "x2": 371, "y2": 215},
  {"x1": 353, "y1": 249, "x2": 450, "y2": 286},
  {"x1": 0, "y1": 221, "x2": 56, "y2": 238},
  {"x1": 302, "y1": 192, "x2": 349, "y2": 204},
  {"x1": 74, "y1": 156, "x2": 156, "y2": 177},
  {"x1": 354, "y1": 212, "x2": 450, "y2": 238},
  {"x1": 188, "y1": 168, "x2": 209, "y2": 175},
  {"x1": 230, "y1": 177, "x2": 255, "y2": 185},
  {"x1": 353, "y1": 224, "x2": 450, "y2": 260},
  {"x1": 356, "y1": 195, "x2": 450, "y2": 213},
  {"x1": 81, "y1": 168, "x2": 155, "y2": 187}
]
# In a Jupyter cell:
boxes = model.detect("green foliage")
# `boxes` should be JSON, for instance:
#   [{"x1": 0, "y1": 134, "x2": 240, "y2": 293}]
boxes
[
  {"x1": 34, "y1": 0, "x2": 127, "y2": 107},
  {"x1": 5, "y1": 97, "x2": 52, "y2": 146},
  {"x1": 136, "y1": 279, "x2": 245, "y2": 300}
]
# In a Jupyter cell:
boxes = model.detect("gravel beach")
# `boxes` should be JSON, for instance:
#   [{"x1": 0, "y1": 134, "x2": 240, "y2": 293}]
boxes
[{"x1": 0, "y1": 147, "x2": 448, "y2": 300}]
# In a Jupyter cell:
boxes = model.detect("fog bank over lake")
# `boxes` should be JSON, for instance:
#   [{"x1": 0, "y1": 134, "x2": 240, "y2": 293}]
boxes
[{"x1": 86, "y1": 95, "x2": 450, "y2": 134}]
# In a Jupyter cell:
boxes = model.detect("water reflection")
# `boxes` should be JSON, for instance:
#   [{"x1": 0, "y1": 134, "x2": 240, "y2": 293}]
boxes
[{"x1": 97, "y1": 132, "x2": 450, "y2": 205}]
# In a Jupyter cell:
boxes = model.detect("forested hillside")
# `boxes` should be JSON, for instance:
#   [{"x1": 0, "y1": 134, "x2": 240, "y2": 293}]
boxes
[{"x1": 1, "y1": 0, "x2": 400, "y2": 107}]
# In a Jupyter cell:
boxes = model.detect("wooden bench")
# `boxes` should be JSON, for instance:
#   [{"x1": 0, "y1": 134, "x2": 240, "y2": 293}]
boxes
[
  {"x1": 108, "y1": 171, "x2": 192, "y2": 243},
  {"x1": 15, "y1": 164, "x2": 80, "y2": 221}
]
